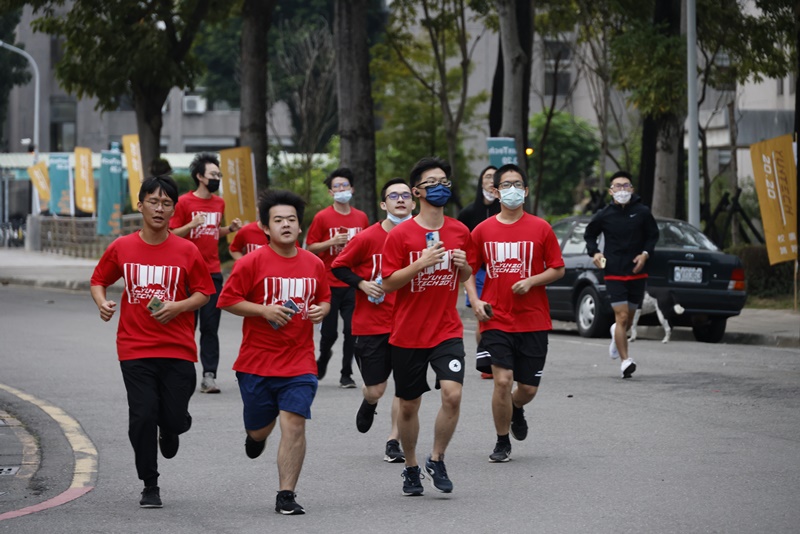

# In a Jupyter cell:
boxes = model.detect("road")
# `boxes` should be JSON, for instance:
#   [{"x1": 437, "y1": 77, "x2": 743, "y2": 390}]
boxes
[{"x1": 1, "y1": 285, "x2": 799, "y2": 533}]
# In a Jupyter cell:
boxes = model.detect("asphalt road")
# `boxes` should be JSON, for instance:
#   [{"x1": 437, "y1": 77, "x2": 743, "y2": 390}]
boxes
[{"x1": 1, "y1": 285, "x2": 799, "y2": 534}]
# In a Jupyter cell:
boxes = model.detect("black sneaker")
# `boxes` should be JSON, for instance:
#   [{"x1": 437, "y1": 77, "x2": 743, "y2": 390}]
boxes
[
  {"x1": 275, "y1": 490, "x2": 305, "y2": 515},
  {"x1": 316, "y1": 357, "x2": 328, "y2": 380},
  {"x1": 245, "y1": 435, "x2": 266, "y2": 459},
  {"x1": 339, "y1": 376, "x2": 356, "y2": 389},
  {"x1": 158, "y1": 429, "x2": 179, "y2": 459},
  {"x1": 510, "y1": 405, "x2": 528, "y2": 441},
  {"x1": 384, "y1": 439, "x2": 405, "y2": 463},
  {"x1": 424, "y1": 456, "x2": 453, "y2": 493},
  {"x1": 401, "y1": 465, "x2": 424, "y2": 496},
  {"x1": 139, "y1": 486, "x2": 162, "y2": 508},
  {"x1": 489, "y1": 440, "x2": 511, "y2": 463},
  {"x1": 356, "y1": 399, "x2": 377, "y2": 433}
]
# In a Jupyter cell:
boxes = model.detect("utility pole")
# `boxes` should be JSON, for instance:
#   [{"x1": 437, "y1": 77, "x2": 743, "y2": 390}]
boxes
[{"x1": 0, "y1": 40, "x2": 40, "y2": 163}]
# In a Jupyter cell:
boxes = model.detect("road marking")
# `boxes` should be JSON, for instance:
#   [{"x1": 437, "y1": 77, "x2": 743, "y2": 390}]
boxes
[{"x1": 0, "y1": 383, "x2": 98, "y2": 522}]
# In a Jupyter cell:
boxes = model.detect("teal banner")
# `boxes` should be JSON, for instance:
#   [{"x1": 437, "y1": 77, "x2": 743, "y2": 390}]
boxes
[
  {"x1": 98, "y1": 150, "x2": 123, "y2": 236},
  {"x1": 48, "y1": 153, "x2": 72, "y2": 215},
  {"x1": 487, "y1": 137, "x2": 518, "y2": 168}
]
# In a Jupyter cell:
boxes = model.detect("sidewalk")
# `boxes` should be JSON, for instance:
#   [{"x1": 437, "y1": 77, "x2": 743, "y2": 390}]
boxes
[{"x1": 1, "y1": 247, "x2": 799, "y2": 348}]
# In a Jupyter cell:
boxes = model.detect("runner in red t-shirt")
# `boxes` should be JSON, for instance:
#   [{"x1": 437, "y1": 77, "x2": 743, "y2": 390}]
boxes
[
  {"x1": 170, "y1": 153, "x2": 242, "y2": 394},
  {"x1": 229, "y1": 220, "x2": 268, "y2": 260},
  {"x1": 91, "y1": 176, "x2": 216, "y2": 508},
  {"x1": 331, "y1": 178, "x2": 415, "y2": 464},
  {"x1": 465, "y1": 164, "x2": 565, "y2": 464},
  {"x1": 218, "y1": 190, "x2": 330, "y2": 515},
  {"x1": 381, "y1": 157, "x2": 475, "y2": 497},
  {"x1": 305, "y1": 168, "x2": 369, "y2": 389}
]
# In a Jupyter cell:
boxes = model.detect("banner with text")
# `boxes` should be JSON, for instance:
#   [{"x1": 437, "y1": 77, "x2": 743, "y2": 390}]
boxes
[
  {"x1": 122, "y1": 134, "x2": 144, "y2": 210},
  {"x1": 48, "y1": 153, "x2": 73, "y2": 215},
  {"x1": 27, "y1": 160, "x2": 50, "y2": 213},
  {"x1": 98, "y1": 150, "x2": 124, "y2": 236},
  {"x1": 487, "y1": 137, "x2": 518, "y2": 168},
  {"x1": 749, "y1": 133, "x2": 797, "y2": 265},
  {"x1": 74, "y1": 147, "x2": 96, "y2": 213},
  {"x1": 220, "y1": 146, "x2": 258, "y2": 243}
]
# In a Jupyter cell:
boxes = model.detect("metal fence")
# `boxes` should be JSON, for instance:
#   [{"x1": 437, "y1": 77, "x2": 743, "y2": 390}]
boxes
[{"x1": 33, "y1": 214, "x2": 143, "y2": 258}]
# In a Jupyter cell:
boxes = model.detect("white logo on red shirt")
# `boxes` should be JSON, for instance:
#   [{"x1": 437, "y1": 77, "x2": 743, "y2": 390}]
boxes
[
  {"x1": 245, "y1": 243, "x2": 264, "y2": 254},
  {"x1": 123, "y1": 263, "x2": 182, "y2": 304},
  {"x1": 263, "y1": 277, "x2": 318, "y2": 319},
  {"x1": 370, "y1": 254, "x2": 382, "y2": 281},
  {"x1": 409, "y1": 250, "x2": 458, "y2": 292},
  {"x1": 484, "y1": 241, "x2": 535, "y2": 279},
  {"x1": 327, "y1": 226, "x2": 363, "y2": 255},
  {"x1": 190, "y1": 211, "x2": 221, "y2": 240}
]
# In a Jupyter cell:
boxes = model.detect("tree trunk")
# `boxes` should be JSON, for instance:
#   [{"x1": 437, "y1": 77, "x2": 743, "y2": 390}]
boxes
[
  {"x1": 495, "y1": 0, "x2": 527, "y2": 171},
  {"x1": 240, "y1": 0, "x2": 276, "y2": 192},
  {"x1": 334, "y1": 0, "x2": 377, "y2": 221},
  {"x1": 652, "y1": 117, "x2": 681, "y2": 217},
  {"x1": 638, "y1": 115, "x2": 657, "y2": 206},
  {"x1": 132, "y1": 87, "x2": 169, "y2": 175},
  {"x1": 727, "y1": 100, "x2": 740, "y2": 245}
]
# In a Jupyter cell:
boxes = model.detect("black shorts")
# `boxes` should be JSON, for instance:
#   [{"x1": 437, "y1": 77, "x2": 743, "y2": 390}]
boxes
[
  {"x1": 606, "y1": 278, "x2": 647, "y2": 308},
  {"x1": 475, "y1": 330, "x2": 548, "y2": 387},
  {"x1": 391, "y1": 338, "x2": 465, "y2": 400},
  {"x1": 354, "y1": 334, "x2": 392, "y2": 386}
]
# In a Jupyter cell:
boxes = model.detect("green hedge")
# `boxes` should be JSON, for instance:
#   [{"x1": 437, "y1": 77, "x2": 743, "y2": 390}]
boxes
[{"x1": 726, "y1": 244, "x2": 796, "y2": 298}]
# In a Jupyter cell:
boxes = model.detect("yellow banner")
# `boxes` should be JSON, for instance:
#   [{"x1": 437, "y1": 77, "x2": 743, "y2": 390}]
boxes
[
  {"x1": 27, "y1": 160, "x2": 50, "y2": 211},
  {"x1": 220, "y1": 147, "x2": 258, "y2": 243},
  {"x1": 74, "y1": 147, "x2": 96, "y2": 213},
  {"x1": 750, "y1": 134, "x2": 798, "y2": 265},
  {"x1": 122, "y1": 134, "x2": 144, "y2": 210}
]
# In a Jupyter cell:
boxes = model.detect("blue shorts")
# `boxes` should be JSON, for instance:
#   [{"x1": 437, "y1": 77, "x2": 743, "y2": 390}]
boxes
[
  {"x1": 465, "y1": 267, "x2": 486, "y2": 308},
  {"x1": 236, "y1": 372, "x2": 318, "y2": 430}
]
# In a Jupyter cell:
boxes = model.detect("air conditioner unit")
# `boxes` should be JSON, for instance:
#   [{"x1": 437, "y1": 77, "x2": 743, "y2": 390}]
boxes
[{"x1": 182, "y1": 95, "x2": 207, "y2": 114}]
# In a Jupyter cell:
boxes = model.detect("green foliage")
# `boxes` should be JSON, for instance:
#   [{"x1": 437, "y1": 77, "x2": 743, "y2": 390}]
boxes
[
  {"x1": 726, "y1": 244, "x2": 795, "y2": 298},
  {"x1": 194, "y1": 17, "x2": 242, "y2": 108},
  {"x1": 0, "y1": 8, "x2": 30, "y2": 151},
  {"x1": 529, "y1": 111, "x2": 600, "y2": 214}
]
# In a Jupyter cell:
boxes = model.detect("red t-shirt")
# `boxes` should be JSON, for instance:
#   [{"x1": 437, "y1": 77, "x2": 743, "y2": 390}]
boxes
[
  {"x1": 229, "y1": 221, "x2": 268, "y2": 256},
  {"x1": 217, "y1": 246, "x2": 331, "y2": 378},
  {"x1": 382, "y1": 217, "x2": 475, "y2": 349},
  {"x1": 330, "y1": 222, "x2": 396, "y2": 336},
  {"x1": 305, "y1": 205, "x2": 369, "y2": 287},
  {"x1": 170, "y1": 192, "x2": 226, "y2": 273},
  {"x1": 470, "y1": 213, "x2": 565, "y2": 333},
  {"x1": 90, "y1": 232, "x2": 216, "y2": 362}
]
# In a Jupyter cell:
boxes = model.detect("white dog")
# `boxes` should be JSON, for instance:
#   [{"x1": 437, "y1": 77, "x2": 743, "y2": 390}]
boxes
[{"x1": 628, "y1": 292, "x2": 684, "y2": 344}]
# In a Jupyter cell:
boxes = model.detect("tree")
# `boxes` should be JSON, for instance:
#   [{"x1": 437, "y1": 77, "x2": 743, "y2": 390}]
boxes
[
  {"x1": 0, "y1": 8, "x2": 31, "y2": 152},
  {"x1": 334, "y1": 0, "x2": 377, "y2": 220},
  {"x1": 494, "y1": 0, "x2": 528, "y2": 172}
]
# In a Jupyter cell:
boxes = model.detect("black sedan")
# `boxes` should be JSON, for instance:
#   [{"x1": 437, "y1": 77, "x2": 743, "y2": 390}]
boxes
[{"x1": 546, "y1": 216, "x2": 747, "y2": 343}]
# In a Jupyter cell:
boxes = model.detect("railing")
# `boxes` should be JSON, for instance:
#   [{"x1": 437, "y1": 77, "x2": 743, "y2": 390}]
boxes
[{"x1": 33, "y1": 214, "x2": 143, "y2": 258}]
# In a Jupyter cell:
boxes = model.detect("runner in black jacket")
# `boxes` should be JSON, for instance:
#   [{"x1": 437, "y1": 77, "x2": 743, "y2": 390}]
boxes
[{"x1": 584, "y1": 171, "x2": 659, "y2": 378}]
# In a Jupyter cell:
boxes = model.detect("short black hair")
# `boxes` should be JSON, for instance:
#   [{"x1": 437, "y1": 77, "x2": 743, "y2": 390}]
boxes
[
  {"x1": 493, "y1": 164, "x2": 528, "y2": 188},
  {"x1": 324, "y1": 167, "x2": 354, "y2": 189},
  {"x1": 409, "y1": 157, "x2": 451, "y2": 188},
  {"x1": 610, "y1": 170, "x2": 633, "y2": 185},
  {"x1": 380, "y1": 178, "x2": 410, "y2": 200},
  {"x1": 189, "y1": 153, "x2": 220, "y2": 186},
  {"x1": 258, "y1": 190, "x2": 306, "y2": 226},
  {"x1": 139, "y1": 175, "x2": 179, "y2": 204},
  {"x1": 148, "y1": 158, "x2": 173, "y2": 178}
]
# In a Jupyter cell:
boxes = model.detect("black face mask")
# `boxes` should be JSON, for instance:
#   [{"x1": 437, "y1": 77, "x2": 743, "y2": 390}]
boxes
[{"x1": 206, "y1": 179, "x2": 220, "y2": 193}]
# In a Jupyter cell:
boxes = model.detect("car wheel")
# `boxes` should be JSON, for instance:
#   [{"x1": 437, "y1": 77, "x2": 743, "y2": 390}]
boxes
[
  {"x1": 575, "y1": 286, "x2": 612, "y2": 338},
  {"x1": 692, "y1": 317, "x2": 727, "y2": 343}
]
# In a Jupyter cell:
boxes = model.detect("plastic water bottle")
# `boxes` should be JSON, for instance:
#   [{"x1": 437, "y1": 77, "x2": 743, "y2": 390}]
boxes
[{"x1": 368, "y1": 275, "x2": 384, "y2": 304}]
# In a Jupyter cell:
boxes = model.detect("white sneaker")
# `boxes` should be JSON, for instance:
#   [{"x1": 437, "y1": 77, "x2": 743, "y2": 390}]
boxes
[
  {"x1": 609, "y1": 323, "x2": 619, "y2": 359},
  {"x1": 621, "y1": 358, "x2": 637, "y2": 378},
  {"x1": 200, "y1": 372, "x2": 220, "y2": 393}
]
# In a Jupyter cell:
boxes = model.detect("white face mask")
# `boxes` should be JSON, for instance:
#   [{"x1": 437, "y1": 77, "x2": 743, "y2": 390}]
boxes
[
  {"x1": 333, "y1": 190, "x2": 352, "y2": 204},
  {"x1": 612, "y1": 191, "x2": 632, "y2": 205},
  {"x1": 499, "y1": 187, "x2": 525, "y2": 209},
  {"x1": 482, "y1": 189, "x2": 496, "y2": 203}
]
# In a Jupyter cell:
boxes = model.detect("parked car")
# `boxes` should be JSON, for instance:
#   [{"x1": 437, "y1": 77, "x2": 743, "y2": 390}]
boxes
[{"x1": 546, "y1": 216, "x2": 747, "y2": 343}]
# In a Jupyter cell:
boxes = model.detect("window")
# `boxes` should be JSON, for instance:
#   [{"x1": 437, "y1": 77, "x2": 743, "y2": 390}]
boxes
[
  {"x1": 49, "y1": 99, "x2": 76, "y2": 152},
  {"x1": 544, "y1": 40, "x2": 571, "y2": 96},
  {"x1": 545, "y1": 72, "x2": 571, "y2": 96},
  {"x1": 562, "y1": 222, "x2": 588, "y2": 255}
]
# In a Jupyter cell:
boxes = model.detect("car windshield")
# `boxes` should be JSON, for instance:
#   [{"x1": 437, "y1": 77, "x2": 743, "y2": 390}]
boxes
[{"x1": 657, "y1": 220, "x2": 719, "y2": 251}]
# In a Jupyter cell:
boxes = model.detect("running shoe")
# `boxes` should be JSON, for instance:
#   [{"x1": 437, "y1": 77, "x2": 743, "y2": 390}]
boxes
[
  {"x1": 139, "y1": 486, "x2": 162, "y2": 508},
  {"x1": 488, "y1": 440, "x2": 511, "y2": 463},
  {"x1": 401, "y1": 465, "x2": 424, "y2": 496},
  {"x1": 245, "y1": 435, "x2": 266, "y2": 459},
  {"x1": 510, "y1": 405, "x2": 528, "y2": 441},
  {"x1": 621, "y1": 358, "x2": 637, "y2": 378},
  {"x1": 339, "y1": 376, "x2": 356, "y2": 389},
  {"x1": 356, "y1": 399, "x2": 376, "y2": 433},
  {"x1": 384, "y1": 439, "x2": 405, "y2": 463},
  {"x1": 609, "y1": 323, "x2": 619, "y2": 359},
  {"x1": 275, "y1": 490, "x2": 305, "y2": 515},
  {"x1": 200, "y1": 372, "x2": 220, "y2": 393},
  {"x1": 158, "y1": 429, "x2": 179, "y2": 459},
  {"x1": 424, "y1": 456, "x2": 453, "y2": 493}
]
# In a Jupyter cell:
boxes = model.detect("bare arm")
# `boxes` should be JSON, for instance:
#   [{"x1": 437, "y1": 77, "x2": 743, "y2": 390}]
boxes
[
  {"x1": 219, "y1": 218, "x2": 242, "y2": 238},
  {"x1": 511, "y1": 266, "x2": 566, "y2": 295},
  {"x1": 90, "y1": 285, "x2": 117, "y2": 322},
  {"x1": 171, "y1": 213, "x2": 206, "y2": 238},
  {"x1": 149, "y1": 291, "x2": 210, "y2": 325}
]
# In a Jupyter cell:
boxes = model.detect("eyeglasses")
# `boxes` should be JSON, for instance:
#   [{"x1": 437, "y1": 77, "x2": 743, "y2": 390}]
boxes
[
  {"x1": 330, "y1": 182, "x2": 351, "y2": 191},
  {"x1": 206, "y1": 172, "x2": 223, "y2": 179},
  {"x1": 610, "y1": 183, "x2": 632, "y2": 190},
  {"x1": 497, "y1": 181, "x2": 525, "y2": 190},
  {"x1": 385, "y1": 192, "x2": 412, "y2": 201},
  {"x1": 144, "y1": 199, "x2": 174, "y2": 210},
  {"x1": 417, "y1": 179, "x2": 451, "y2": 189}
]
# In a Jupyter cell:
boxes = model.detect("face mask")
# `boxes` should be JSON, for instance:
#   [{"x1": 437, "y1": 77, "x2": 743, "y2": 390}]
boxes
[
  {"x1": 424, "y1": 184, "x2": 452, "y2": 207},
  {"x1": 333, "y1": 191, "x2": 353, "y2": 204},
  {"x1": 206, "y1": 179, "x2": 220, "y2": 193},
  {"x1": 500, "y1": 187, "x2": 525, "y2": 209},
  {"x1": 612, "y1": 191, "x2": 632, "y2": 205},
  {"x1": 387, "y1": 212, "x2": 412, "y2": 225},
  {"x1": 482, "y1": 189, "x2": 496, "y2": 203}
]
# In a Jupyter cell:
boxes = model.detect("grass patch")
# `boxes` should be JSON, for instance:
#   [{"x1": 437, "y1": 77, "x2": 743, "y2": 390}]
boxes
[{"x1": 745, "y1": 293, "x2": 797, "y2": 310}]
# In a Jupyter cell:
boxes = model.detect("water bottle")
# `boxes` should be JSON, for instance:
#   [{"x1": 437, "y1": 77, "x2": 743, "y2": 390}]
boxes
[{"x1": 368, "y1": 275, "x2": 384, "y2": 304}]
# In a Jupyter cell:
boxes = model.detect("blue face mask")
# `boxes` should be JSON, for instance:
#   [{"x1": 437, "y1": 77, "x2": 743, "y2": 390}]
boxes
[{"x1": 424, "y1": 185, "x2": 452, "y2": 207}]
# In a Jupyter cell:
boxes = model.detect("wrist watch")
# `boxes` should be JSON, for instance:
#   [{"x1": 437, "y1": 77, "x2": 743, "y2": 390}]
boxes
[{"x1": 642, "y1": 251, "x2": 649, "y2": 258}]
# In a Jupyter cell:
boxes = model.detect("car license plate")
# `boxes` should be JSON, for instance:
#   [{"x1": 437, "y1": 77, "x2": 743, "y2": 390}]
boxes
[{"x1": 674, "y1": 266, "x2": 702, "y2": 283}]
